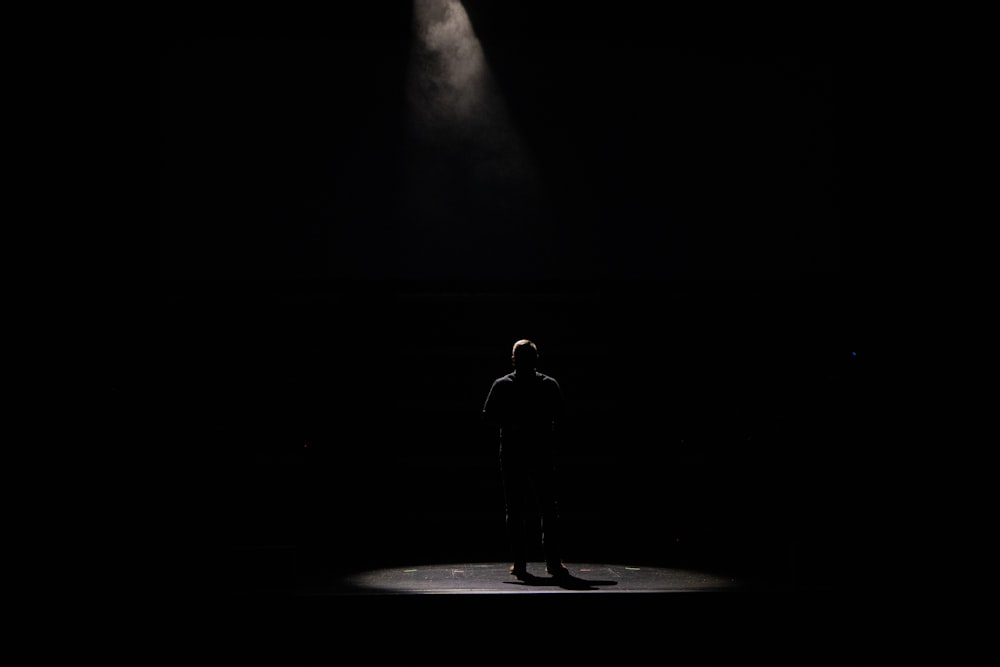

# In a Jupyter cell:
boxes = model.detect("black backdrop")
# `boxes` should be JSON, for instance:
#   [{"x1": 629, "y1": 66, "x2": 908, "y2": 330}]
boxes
[{"x1": 156, "y1": 3, "x2": 860, "y2": 592}]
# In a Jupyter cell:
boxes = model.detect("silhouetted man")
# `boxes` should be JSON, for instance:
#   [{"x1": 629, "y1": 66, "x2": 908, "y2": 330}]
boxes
[{"x1": 482, "y1": 339, "x2": 570, "y2": 580}]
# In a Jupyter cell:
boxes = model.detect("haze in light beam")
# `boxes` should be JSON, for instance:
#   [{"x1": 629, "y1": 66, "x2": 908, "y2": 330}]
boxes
[
  {"x1": 409, "y1": 0, "x2": 494, "y2": 129},
  {"x1": 403, "y1": 0, "x2": 552, "y2": 279},
  {"x1": 407, "y1": 0, "x2": 534, "y2": 174}
]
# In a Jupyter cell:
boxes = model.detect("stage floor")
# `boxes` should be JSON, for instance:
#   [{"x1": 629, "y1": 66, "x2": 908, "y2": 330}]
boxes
[{"x1": 289, "y1": 561, "x2": 775, "y2": 596}]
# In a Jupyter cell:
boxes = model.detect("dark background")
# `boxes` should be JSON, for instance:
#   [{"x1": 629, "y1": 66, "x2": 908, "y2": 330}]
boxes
[{"x1": 155, "y1": 3, "x2": 863, "y2": 594}]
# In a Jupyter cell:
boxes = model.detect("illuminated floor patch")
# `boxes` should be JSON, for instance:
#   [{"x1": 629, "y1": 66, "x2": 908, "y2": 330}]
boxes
[{"x1": 318, "y1": 562, "x2": 750, "y2": 595}]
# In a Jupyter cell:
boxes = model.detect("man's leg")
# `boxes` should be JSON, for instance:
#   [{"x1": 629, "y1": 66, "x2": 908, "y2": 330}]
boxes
[
  {"x1": 502, "y1": 463, "x2": 529, "y2": 578},
  {"x1": 538, "y1": 467, "x2": 569, "y2": 578}
]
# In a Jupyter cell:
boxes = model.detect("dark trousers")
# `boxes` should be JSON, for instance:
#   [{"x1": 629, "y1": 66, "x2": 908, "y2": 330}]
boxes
[{"x1": 500, "y1": 455, "x2": 561, "y2": 567}]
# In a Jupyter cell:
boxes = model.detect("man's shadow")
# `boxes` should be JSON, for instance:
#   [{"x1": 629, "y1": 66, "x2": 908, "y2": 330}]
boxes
[{"x1": 504, "y1": 573, "x2": 617, "y2": 591}]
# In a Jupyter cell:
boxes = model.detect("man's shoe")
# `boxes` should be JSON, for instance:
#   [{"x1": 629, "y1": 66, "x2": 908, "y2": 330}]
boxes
[
  {"x1": 546, "y1": 563, "x2": 570, "y2": 579},
  {"x1": 510, "y1": 563, "x2": 529, "y2": 580}
]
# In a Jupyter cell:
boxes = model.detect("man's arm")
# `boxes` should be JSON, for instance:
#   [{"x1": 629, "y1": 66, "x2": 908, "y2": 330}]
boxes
[{"x1": 482, "y1": 379, "x2": 502, "y2": 426}]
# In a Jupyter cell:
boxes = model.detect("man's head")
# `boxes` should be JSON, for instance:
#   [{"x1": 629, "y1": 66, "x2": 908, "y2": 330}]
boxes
[{"x1": 511, "y1": 339, "x2": 538, "y2": 372}]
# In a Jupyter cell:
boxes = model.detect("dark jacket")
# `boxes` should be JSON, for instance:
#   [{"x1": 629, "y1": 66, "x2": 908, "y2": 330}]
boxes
[{"x1": 483, "y1": 370, "x2": 565, "y2": 460}]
